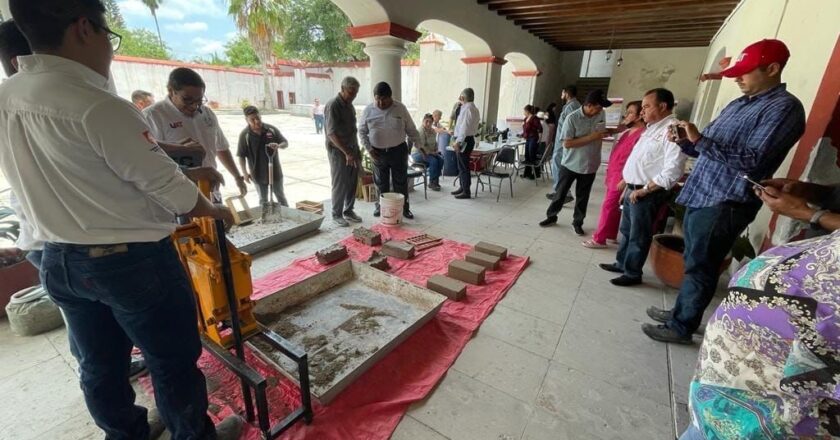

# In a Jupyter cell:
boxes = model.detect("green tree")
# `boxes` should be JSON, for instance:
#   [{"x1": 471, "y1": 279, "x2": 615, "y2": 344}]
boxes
[
  {"x1": 103, "y1": 0, "x2": 126, "y2": 29},
  {"x1": 228, "y1": 0, "x2": 286, "y2": 108},
  {"x1": 141, "y1": 0, "x2": 165, "y2": 48},
  {"x1": 225, "y1": 35, "x2": 260, "y2": 67},
  {"x1": 279, "y1": 0, "x2": 365, "y2": 62},
  {"x1": 117, "y1": 27, "x2": 171, "y2": 60},
  {"x1": 193, "y1": 53, "x2": 227, "y2": 66}
]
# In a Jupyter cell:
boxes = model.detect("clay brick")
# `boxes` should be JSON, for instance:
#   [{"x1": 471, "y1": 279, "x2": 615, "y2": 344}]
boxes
[
  {"x1": 381, "y1": 240, "x2": 415, "y2": 259},
  {"x1": 353, "y1": 227, "x2": 382, "y2": 246},
  {"x1": 427, "y1": 275, "x2": 466, "y2": 301},
  {"x1": 315, "y1": 244, "x2": 348, "y2": 265},
  {"x1": 448, "y1": 260, "x2": 485, "y2": 285},
  {"x1": 465, "y1": 250, "x2": 501, "y2": 270},
  {"x1": 474, "y1": 241, "x2": 507, "y2": 260},
  {"x1": 367, "y1": 251, "x2": 390, "y2": 271}
]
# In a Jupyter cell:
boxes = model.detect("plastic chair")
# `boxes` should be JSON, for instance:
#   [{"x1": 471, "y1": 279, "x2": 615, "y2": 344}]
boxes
[
  {"x1": 407, "y1": 156, "x2": 428, "y2": 200},
  {"x1": 475, "y1": 148, "x2": 515, "y2": 202},
  {"x1": 519, "y1": 143, "x2": 554, "y2": 186}
]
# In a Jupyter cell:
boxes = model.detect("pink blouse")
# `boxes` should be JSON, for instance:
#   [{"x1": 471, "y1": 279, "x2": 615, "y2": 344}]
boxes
[{"x1": 605, "y1": 127, "x2": 644, "y2": 187}]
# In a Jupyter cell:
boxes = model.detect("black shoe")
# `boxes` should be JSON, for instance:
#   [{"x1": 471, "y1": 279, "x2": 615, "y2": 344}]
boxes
[
  {"x1": 128, "y1": 355, "x2": 147, "y2": 380},
  {"x1": 646, "y1": 306, "x2": 672, "y2": 323},
  {"x1": 373, "y1": 207, "x2": 380, "y2": 217},
  {"x1": 451, "y1": 189, "x2": 463, "y2": 195},
  {"x1": 455, "y1": 193, "x2": 471, "y2": 199},
  {"x1": 343, "y1": 211, "x2": 362, "y2": 223},
  {"x1": 545, "y1": 192, "x2": 556, "y2": 200},
  {"x1": 539, "y1": 216, "x2": 558, "y2": 227},
  {"x1": 599, "y1": 263, "x2": 623, "y2": 273},
  {"x1": 641, "y1": 323, "x2": 693, "y2": 344},
  {"x1": 430, "y1": 183, "x2": 441, "y2": 191},
  {"x1": 610, "y1": 275, "x2": 642, "y2": 287},
  {"x1": 333, "y1": 216, "x2": 350, "y2": 227},
  {"x1": 573, "y1": 225, "x2": 585, "y2": 236},
  {"x1": 403, "y1": 209, "x2": 414, "y2": 219},
  {"x1": 564, "y1": 195, "x2": 574, "y2": 204}
]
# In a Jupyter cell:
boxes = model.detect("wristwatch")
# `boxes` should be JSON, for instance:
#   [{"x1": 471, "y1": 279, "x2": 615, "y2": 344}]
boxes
[{"x1": 810, "y1": 209, "x2": 829, "y2": 229}]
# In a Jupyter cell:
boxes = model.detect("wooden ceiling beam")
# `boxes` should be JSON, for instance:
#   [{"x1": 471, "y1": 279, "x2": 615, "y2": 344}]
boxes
[
  {"x1": 516, "y1": 11, "x2": 732, "y2": 27},
  {"x1": 502, "y1": 0, "x2": 736, "y2": 17},
  {"x1": 529, "y1": 19, "x2": 725, "y2": 34}
]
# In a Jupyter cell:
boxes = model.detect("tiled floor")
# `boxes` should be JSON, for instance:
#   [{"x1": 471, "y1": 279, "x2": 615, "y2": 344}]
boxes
[{"x1": 0, "y1": 112, "x2": 721, "y2": 439}]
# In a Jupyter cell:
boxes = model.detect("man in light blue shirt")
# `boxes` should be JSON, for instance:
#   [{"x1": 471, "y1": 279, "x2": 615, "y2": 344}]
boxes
[
  {"x1": 539, "y1": 89, "x2": 611, "y2": 236},
  {"x1": 548, "y1": 85, "x2": 581, "y2": 200}
]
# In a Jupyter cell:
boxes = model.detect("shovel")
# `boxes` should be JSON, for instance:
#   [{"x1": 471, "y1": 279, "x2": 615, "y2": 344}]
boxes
[{"x1": 261, "y1": 143, "x2": 280, "y2": 221}]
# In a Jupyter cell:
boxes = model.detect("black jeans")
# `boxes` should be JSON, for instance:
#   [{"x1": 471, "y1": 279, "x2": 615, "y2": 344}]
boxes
[
  {"x1": 455, "y1": 136, "x2": 475, "y2": 194},
  {"x1": 373, "y1": 143, "x2": 410, "y2": 210},
  {"x1": 545, "y1": 165, "x2": 596, "y2": 226},
  {"x1": 614, "y1": 188, "x2": 669, "y2": 279},
  {"x1": 667, "y1": 201, "x2": 760, "y2": 336},
  {"x1": 41, "y1": 239, "x2": 214, "y2": 439},
  {"x1": 523, "y1": 136, "x2": 541, "y2": 177}
]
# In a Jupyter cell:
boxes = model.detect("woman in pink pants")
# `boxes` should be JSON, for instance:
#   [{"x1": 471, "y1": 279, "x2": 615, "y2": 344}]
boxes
[{"x1": 582, "y1": 101, "x2": 645, "y2": 248}]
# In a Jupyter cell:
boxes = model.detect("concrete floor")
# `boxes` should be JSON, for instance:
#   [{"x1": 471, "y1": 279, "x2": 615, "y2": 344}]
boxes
[{"x1": 0, "y1": 112, "x2": 719, "y2": 440}]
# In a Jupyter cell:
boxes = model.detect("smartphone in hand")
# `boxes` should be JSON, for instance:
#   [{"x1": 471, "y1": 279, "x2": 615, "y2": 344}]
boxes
[
  {"x1": 669, "y1": 124, "x2": 687, "y2": 140},
  {"x1": 741, "y1": 174, "x2": 767, "y2": 192}
]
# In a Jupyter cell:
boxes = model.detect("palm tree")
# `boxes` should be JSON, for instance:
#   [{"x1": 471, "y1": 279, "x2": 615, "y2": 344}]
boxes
[
  {"x1": 228, "y1": 0, "x2": 286, "y2": 109},
  {"x1": 142, "y1": 0, "x2": 164, "y2": 48}
]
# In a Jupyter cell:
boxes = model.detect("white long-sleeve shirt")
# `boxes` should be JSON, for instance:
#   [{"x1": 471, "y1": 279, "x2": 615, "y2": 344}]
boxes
[
  {"x1": 622, "y1": 115, "x2": 687, "y2": 189},
  {"x1": 358, "y1": 100, "x2": 419, "y2": 150},
  {"x1": 454, "y1": 101, "x2": 480, "y2": 143},
  {"x1": 0, "y1": 55, "x2": 199, "y2": 245}
]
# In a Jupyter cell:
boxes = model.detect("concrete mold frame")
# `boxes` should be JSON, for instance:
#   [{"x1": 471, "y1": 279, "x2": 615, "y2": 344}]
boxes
[{"x1": 248, "y1": 260, "x2": 445, "y2": 404}]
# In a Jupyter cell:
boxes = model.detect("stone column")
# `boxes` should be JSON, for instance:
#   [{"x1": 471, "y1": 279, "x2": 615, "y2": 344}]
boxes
[
  {"x1": 462, "y1": 56, "x2": 506, "y2": 128},
  {"x1": 347, "y1": 22, "x2": 421, "y2": 102},
  {"x1": 0, "y1": 0, "x2": 9, "y2": 20}
]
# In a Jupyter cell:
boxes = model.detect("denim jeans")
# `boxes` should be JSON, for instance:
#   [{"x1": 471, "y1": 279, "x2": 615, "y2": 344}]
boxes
[
  {"x1": 667, "y1": 201, "x2": 760, "y2": 336},
  {"x1": 256, "y1": 179, "x2": 288, "y2": 207},
  {"x1": 614, "y1": 189, "x2": 669, "y2": 279},
  {"x1": 314, "y1": 114, "x2": 324, "y2": 134},
  {"x1": 41, "y1": 238, "x2": 214, "y2": 440},
  {"x1": 523, "y1": 137, "x2": 541, "y2": 177},
  {"x1": 411, "y1": 152, "x2": 444, "y2": 181}
]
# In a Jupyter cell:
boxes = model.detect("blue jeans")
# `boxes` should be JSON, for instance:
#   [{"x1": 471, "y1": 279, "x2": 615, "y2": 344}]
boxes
[
  {"x1": 679, "y1": 424, "x2": 705, "y2": 440},
  {"x1": 314, "y1": 114, "x2": 324, "y2": 133},
  {"x1": 614, "y1": 189, "x2": 669, "y2": 279},
  {"x1": 41, "y1": 238, "x2": 214, "y2": 440},
  {"x1": 411, "y1": 152, "x2": 444, "y2": 181},
  {"x1": 667, "y1": 201, "x2": 760, "y2": 336}
]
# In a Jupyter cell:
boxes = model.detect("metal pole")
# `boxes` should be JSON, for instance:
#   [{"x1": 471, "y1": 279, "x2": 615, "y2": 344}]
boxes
[{"x1": 214, "y1": 219, "x2": 255, "y2": 421}]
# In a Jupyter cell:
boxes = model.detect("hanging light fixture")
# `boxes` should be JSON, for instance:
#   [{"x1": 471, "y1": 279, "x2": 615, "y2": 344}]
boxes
[
  {"x1": 605, "y1": 27, "x2": 615, "y2": 61},
  {"x1": 616, "y1": 51, "x2": 624, "y2": 67}
]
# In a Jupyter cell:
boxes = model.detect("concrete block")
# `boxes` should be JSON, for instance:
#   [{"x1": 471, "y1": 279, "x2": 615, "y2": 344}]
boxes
[
  {"x1": 448, "y1": 260, "x2": 486, "y2": 285},
  {"x1": 474, "y1": 241, "x2": 507, "y2": 260},
  {"x1": 465, "y1": 251, "x2": 501, "y2": 270},
  {"x1": 381, "y1": 240, "x2": 416, "y2": 259},
  {"x1": 315, "y1": 244, "x2": 348, "y2": 265},
  {"x1": 427, "y1": 275, "x2": 466, "y2": 301},
  {"x1": 367, "y1": 251, "x2": 390, "y2": 271},
  {"x1": 353, "y1": 227, "x2": 382, "y2": 246}
]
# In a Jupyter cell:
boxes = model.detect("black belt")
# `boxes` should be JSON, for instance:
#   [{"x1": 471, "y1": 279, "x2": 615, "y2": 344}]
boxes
[
  {"x1": 374, "y1": 142, "x2": 407, "y2": 152},
  {"x1": 626, "y1": 184, "x2": 646, "y2": 190}
]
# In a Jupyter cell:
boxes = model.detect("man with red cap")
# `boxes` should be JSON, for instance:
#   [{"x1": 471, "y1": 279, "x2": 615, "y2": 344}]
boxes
[{"x1": 642, "y1": 39, "x2": 806, "y2": 344}]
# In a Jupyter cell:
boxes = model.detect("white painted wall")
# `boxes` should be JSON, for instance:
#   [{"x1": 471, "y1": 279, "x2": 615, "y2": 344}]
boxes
[
  {"x1": 418, "y1": 44, "x2": 467, "y2": 123},
  {"x1": 607, "y1": 47, "x2": 708, "y2": 120}
]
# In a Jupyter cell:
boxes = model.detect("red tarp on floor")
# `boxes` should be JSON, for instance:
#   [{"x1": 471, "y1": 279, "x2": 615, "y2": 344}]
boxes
[{"x1": 148, "y1": 225, "x2": 528, "y2": 439}]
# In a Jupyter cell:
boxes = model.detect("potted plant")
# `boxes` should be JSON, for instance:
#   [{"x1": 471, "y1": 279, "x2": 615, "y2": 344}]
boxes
[{"x1": 0, "y1": 206, "x2": 40, "y2": 317}]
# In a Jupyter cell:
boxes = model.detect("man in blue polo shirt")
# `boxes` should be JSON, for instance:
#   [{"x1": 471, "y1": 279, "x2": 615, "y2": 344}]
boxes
[{"x1": 643, "y1": 39, "x2": 806, "y2": 344}]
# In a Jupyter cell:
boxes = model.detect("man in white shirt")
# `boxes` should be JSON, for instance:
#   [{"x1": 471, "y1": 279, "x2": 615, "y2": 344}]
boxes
[
  {"x1": 359, "y1": 81, "x2": 420, "y2": 218},
  {"x1": 312, "y1": 97, "x2": 325, "y2": 134},
  {"x1": 131, "y1": 89, "x2": 154, "y2": 111},
  {"x1": 143, "y1": 67, "x2": 247, "y2": 199},
  {"x1": 452, "y1": 87, "x2": 480, "y2": 199},
  {"x1": 599, "y1": 88, "x2": 687, "y2": 286},
  {"x1": 2, "y1": 1, "x2": 240, "y2": 439}
]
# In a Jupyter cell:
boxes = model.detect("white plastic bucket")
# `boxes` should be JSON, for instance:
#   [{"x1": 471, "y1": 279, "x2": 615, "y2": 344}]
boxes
[{"x1": 380, "y1": 192, "x2": 405, "y2": 226}]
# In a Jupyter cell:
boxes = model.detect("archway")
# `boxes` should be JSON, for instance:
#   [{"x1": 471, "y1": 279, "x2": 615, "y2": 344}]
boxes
[{"x1": 497, "y1": 52, "x2": 538, "y2": 131}]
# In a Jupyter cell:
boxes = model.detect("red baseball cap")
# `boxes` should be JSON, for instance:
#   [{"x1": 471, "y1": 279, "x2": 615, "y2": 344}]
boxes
[{"x1": 720, "y1": 39, "x2": 790, "y2": 78}]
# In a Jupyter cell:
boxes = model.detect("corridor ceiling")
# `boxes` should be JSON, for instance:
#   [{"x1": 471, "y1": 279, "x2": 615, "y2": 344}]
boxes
[{"x1": 477, "y1": 0, "x2": 740, "y2": 50}]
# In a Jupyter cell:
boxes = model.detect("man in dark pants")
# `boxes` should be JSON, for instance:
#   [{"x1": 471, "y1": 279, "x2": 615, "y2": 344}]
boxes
[
  {"x1": 539, "y1": 89, "x2": 611, "y2": 235},
  {"x1": 599, "y1": 88, "x2": 687, "y2": 286},
  {"x1": 325, "y1": 76, "x2": 363, "y2": 227},
  {"x1": 3, "y1": 1, "x2": 242, "y2": 438},
  {"x1": 237, "y1": 105, "x2": 289, "y2": 207},
  {"x1": 358, "y1": 81, "x2": 420, "y2": 219},
  {"x1": 643, "y1": 39, "x2": 806, "y2": 344},
  {"x1": 452, "y1": 88, "x2": 480, "y2": 199}
]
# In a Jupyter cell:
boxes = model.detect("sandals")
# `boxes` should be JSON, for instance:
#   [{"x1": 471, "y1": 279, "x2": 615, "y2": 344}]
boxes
[{"x1": 581, "y1": 239, "x2": 607, "y2": 249}]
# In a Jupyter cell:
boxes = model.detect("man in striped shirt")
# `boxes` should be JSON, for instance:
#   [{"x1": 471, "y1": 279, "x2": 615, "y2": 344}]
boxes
[{"x1": 643, "y1": 39, "x2": 806, "y2": 344}]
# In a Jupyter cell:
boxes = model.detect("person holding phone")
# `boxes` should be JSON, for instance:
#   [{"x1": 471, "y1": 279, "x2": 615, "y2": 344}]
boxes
[
  {"x1": 539, "y1": 89, "x2": 612, "y2": 235},
  {"x1": 598, "y1": 89, "x2": 688, "y2": 286},
  {"x1": 642, "y1": 39, "x2": 806, "y2": 345},
  {"x1": 237, "y1": 106, "x2": 289, "y2": 207}
]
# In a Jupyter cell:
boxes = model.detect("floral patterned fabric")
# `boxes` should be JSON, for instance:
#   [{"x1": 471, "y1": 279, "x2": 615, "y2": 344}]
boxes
[{"x1": 688, "y1": 230, "x2": 840, "y2": 439}]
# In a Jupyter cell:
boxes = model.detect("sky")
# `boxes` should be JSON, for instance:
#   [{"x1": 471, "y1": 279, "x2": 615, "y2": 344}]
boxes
[{"x1": 118, "y1": 0, "x2": 239, "y2": 60}]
